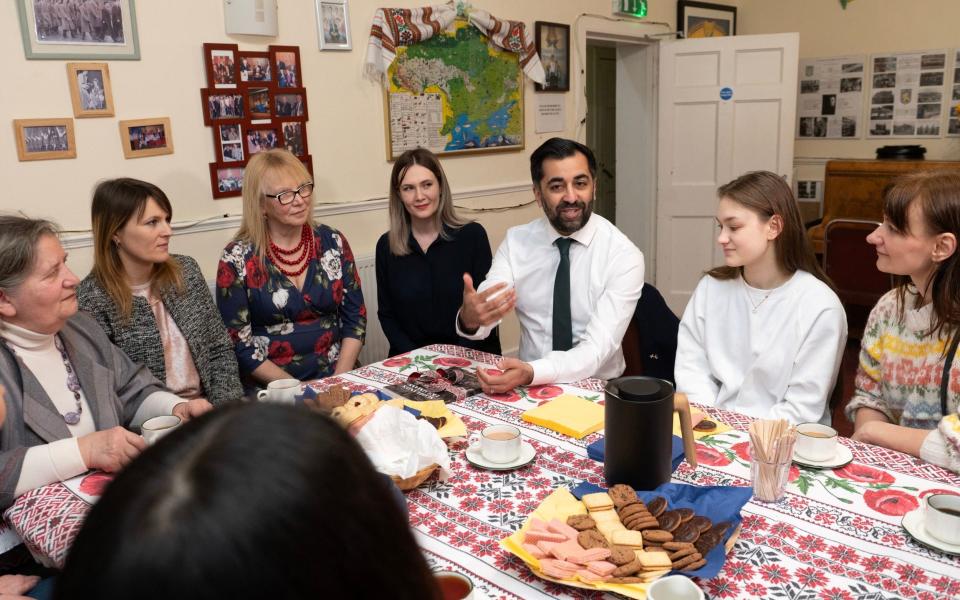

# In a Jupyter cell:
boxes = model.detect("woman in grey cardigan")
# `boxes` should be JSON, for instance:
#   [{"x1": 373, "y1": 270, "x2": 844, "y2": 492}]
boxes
[{"x1": 77, "y1": 178, "x2": 242, "y2": 406}]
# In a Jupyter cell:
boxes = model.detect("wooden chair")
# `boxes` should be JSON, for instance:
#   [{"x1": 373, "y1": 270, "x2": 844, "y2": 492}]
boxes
[{"x1": 822, "y1": 218, "x2": 892, "y2": 340}]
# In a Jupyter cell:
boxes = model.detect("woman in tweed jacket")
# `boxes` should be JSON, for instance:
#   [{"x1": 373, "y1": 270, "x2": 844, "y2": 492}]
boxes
[{"x1": 77, "y1": 178, "x2": 242, "y2": 406}]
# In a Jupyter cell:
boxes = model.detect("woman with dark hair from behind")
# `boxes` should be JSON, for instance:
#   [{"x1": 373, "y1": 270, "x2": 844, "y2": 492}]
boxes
[
  {"x1": 847, "y1": 170, "x2": 960, "y2": 472},
  {"x1": 376, "y1": 147, "x2": 500, "y2": 357},
  {"x1": 675, "y1": 171, "x2": 847, "y2": 424},
  {"x1": 55, "y1": 403, "x2": 440, "y2": 599}
]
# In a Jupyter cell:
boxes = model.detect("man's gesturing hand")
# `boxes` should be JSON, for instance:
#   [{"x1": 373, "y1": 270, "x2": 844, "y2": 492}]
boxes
[{"x1": 459, "y1": 274, "x2": 516, "y2": 333}]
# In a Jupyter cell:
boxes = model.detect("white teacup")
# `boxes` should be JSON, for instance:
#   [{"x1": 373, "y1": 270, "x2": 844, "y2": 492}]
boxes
[
  {"x1": 795, "y1": 423, "x2": 838, "y2": 461},
  {"x1": 469, "y1": 424, "x2": 521, "y2": 464},
  {"x1": 647, "y1": 574, "x2": 705, "y2": 600},
  {"x1": 256, "y1": 378, "x2": 300, "y2": 404},
  {"x1": 925, "y1": 493, "x2": 960, "y2": 545},
  {"x1": 141, "y1": 415, "x2": 181, "y2": 445}
]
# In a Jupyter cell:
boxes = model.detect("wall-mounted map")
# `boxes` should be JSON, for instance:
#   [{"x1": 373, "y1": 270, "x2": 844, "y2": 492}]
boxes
[{"x1": 385, "y1": 19, "x2": 523, "y2": 159}]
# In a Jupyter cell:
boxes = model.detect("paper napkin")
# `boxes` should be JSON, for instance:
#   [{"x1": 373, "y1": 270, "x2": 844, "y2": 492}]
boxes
[{"x1": 521, "y1": 395, "x2": 604, "y2": 439}]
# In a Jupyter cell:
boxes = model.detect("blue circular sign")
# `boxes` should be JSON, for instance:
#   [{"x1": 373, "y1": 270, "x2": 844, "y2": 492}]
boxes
[{"x1": 720, "y1": 87, "x2": 733, "y2": 100}]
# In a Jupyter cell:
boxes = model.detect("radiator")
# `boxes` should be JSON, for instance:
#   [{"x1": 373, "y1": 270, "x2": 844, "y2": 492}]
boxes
[{"x1": 354, "y1": 254, "x2": 389, "y2": 365}]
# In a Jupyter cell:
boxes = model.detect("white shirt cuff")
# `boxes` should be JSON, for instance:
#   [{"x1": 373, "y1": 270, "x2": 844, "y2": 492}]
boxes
[
  {"x1": 529, "y1": 358, "x2": 557, "y2": 386},
  {"x1": 14, "y1": 439, "x2": 88, "y2": 497},
  {"x1": 131, "y1": 391, "x2": 184, "y2": 430},
  {"x1": 454, "y1": 309, "x2": 497, "y2": 340},
  {"x1": 920, "y1": 429, "x2": 952, "y2": 470}
]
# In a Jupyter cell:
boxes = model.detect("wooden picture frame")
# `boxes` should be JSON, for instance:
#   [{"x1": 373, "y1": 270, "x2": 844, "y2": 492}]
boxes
[
  {"x1": 269, "y1": 45, "x2": 303, "y2": 89},
  {"x1": 204, "y1": 43, "x2": 240, "y2": 89},
  {"x1": 274, "y1": 89, "x2": 309, "y2": 120},
  {"x1": 13, "y1": 118, "x2": 76, "y2": 161},
  {"x1": 677, "y1": 1, "x2": 737, "y2": 38},
  {"x1": 316, "y1": 0, "x2": 352, "y2": 51},
  {"x1": 216, "y1": 121, "x2": 244, "y2": 163},
  {"x1": 201, "y1": 89, "x2": 246, "y2": 125},
  {"x1": 17, "y1": 0, "x2": 140, "y2": 60},
  {"x1": 534, "y1": 22, "x2": 570, "y2": 92},
  {"x1": 238, "y1": 51, "x2": 274, "y2": 84},
  {"x1": 280, "y1": 120, "x2": 308, "y2": 157},
  {"x1": 67, "y1": 62, "x2": 114, "y2": 118},
  {"x1": 209, "y1": 163, "x2": 245, "y2": 199},
  {"x1": 119, "y1": 117, "x2": 173, "y2": 159},
  {"x1": 247, "y1": 87, "x2": 273, "y2": 121}
]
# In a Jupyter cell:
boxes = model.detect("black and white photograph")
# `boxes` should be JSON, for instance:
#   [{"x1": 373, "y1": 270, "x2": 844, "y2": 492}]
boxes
[
  {"x1": 873, "y1": 73, "x2": 896, "y2": 89},
  {"x1": 841, "y1": 117, "x2": 857, "y2": 137},
  {"x1": 30, "y1": 0, "x2": 125, "y2": 44},
  {"x1": 870, "y1": 104, "x2": 893, "y2": 120},
  {"x1": 916, "y1": 123, "x2": 940, "y2": 136},
  {"x1": 874, "y1": 56, "x2": 897, "y2": 73},
  {"x1": 219, "y1": 123, "x2": 241, "y2": 143},
  {"x1": 953, "y1": 86, "x2": 960, "y2": 102},
  {"x1": 316, "y1": 0, "x2": 352, "y2": 50},
  {"x1": 800, "y1": 80, "x2": 820, "y2": 94},
  {"x1": 67, "y1": 62, "x2": 113, "y2": 117},
  {"x1": 872, "y1": 90, "x2": 894, "y2": 104},
  {"x1": 870, "y1": 121, "x2": 891, "y2": 136},
  {"x1": 919, "y1": 71, "x2": 944, "y2": 87},
  {"x1": 840, "y1": 77, "x2": 862, "y2": 93},
  {"x1": 812, "y1": 117, "x2": 827, "y2": 137},
  {"x1": 893, "y1": 122, "x2": 916, "y2": 135},
  {"x1": 920, "y1": 53, "x2": 946, "y2": 70},
  {"x1": 821, "y1": 94, "x2": 837, "y2": 115},
  {"x1": 916, "y1": 103, "x2": 941, "y2": 120},
  {"x1": 841, "y1": 62, "x2": 863, "y2": 73},
  {"x1": 14, "y1": 118, "x2": 76, "y2": 161},
  {"x1": 950, "y1": 119, "x2": 960, "y2": 135},
  {"x1": 918, "y1": 90, "x2": 942, "y2": 103}
]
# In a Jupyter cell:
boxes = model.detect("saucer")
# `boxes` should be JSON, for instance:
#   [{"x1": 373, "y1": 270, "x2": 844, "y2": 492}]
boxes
[
  {"x1": 792, "y1": 444, "x2": 853, "y2": 469},
  {"x1": 902, "y1": 508, "x2": 960, "y2": 556},
  {"x1": 465, "y1": 441, "x2": 536, "y2": 471}
]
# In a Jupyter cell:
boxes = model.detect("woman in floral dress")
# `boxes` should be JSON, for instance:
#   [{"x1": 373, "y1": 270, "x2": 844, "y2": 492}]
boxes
[{"x1": 216, "y1": 149, "x2": 365, "y2": 389}]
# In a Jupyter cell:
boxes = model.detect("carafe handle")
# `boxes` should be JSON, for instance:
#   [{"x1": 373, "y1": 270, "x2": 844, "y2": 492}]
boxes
[{"x1": 674, "y1": 393, "x2": 698, "y2": 469}]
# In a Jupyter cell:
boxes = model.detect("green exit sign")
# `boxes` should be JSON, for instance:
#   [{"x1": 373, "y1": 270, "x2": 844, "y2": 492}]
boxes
[{"x1": 615, "y1": 0, "x2": 647, "y2": 17}]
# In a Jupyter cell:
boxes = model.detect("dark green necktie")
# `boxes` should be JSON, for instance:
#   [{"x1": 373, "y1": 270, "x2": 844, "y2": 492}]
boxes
[{"x1": 552, "y1": 237, "x2": 573, "y2": 351}]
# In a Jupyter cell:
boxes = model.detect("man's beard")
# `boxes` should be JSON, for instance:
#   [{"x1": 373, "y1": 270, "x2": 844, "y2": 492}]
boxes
[{"x1": 545, "y1": 199, "x2": 593, "y2": 235}]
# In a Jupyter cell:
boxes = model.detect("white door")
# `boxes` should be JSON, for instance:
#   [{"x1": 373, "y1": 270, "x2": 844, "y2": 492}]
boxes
[{"x1": 656, "y1": 33, "x2": 799, "y2": 315}]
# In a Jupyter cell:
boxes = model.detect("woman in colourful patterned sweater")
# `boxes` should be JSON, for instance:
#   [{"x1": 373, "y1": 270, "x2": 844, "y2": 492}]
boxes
[{"x1": 847, "y1": 170, "x2": 960, "y2": 473}]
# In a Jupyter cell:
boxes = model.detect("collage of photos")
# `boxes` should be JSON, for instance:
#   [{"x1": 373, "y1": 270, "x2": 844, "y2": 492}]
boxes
[
  {"x1": 868, "y1": 50, "x2": 948, "y2": 138},
  {"x1": 950, "y1": 50, "x2": 960, "y2": 136},
  {"x1": 797, "y1": 56, "x2": 864, "y2": 138},
  {"x1": 201, "y1": 43, "x2": 311, "y2": 199}
]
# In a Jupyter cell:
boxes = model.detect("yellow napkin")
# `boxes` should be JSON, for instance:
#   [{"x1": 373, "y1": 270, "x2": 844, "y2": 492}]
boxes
[
  {"x1": 521, "y1": 395, "x2": 604, "y2": 439},
  {"x1": 500, "y1": 488, "x2": 648, "y2": 599},
  {"x1": 393, "y1": 399, "x2": 468, "y2": 439},
  {"x1": 673, "y1": 408, "x2": 732, "y2": 440}
]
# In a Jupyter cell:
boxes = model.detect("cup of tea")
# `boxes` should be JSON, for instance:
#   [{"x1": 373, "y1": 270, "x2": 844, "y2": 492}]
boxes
[
  {"x1": 469, "y1": 424, "x2": 521, "y2": 463},
  {"x1": 141, "y1": 415, "x2": 181, "y2": 445},
  {"x1": 925, "y1": 493, "x2": 960, "y2": 545},
  {"x1": 795, "y1": 423, "x2": 838, "y2": 461},
  {"x1": 256, "y1": 378, "x2": 300, "y2": 404},
  {"x1": 433, "y1": 570, "x2": 473, "y2": 600},
  {"x1": 647, "y1": 574, "x2": 705, "y2": 600}
]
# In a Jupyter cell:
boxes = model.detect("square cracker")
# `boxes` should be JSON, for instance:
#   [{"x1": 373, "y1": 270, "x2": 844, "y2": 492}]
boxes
[
  {"x1": 611, "y1": 530, "x2": 645, "y2": 548},
  {"x1": 589, "y1": 509, "x2": 620, "y2": 523},
  {"x1": 635, "y1": 550, "x2": 672, "y2": 569},
  {"x1": 582, "y1": 492, "x2": 614, "y2": 511}
]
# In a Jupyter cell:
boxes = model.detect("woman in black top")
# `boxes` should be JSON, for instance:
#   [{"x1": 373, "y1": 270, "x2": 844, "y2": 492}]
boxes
[{"x1": 376, "y1": 148, "x2": 501, "y2": 357}]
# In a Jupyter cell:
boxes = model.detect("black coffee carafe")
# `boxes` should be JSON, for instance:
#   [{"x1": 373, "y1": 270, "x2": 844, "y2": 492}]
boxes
[{"x1": 603, "y1": 376, "x2": 698, "y2": 489}]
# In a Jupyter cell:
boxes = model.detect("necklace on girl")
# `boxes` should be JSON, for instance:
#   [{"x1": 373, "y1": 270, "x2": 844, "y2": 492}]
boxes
[{"x1": 269, "y1": 224, "x2": 315, "y2": 277}]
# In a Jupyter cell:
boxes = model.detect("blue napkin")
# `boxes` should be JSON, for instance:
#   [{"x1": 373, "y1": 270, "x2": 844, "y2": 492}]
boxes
[
  {"x1": 296, "y1": 387, "x2": 392, "y2": 404},
  {"x1": 569, "y1": 481, "x2": 752, "y2": 580},
  {"x1": 586, "y1": 436, "x2": 686, "y2": 474}
]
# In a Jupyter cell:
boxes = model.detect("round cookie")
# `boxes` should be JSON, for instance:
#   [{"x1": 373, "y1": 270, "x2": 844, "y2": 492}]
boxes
[
  {"x1": 608, "y1": 484, "x2": 640, "y2": 509},
  {"x1": 608, "y1": 545, "x2": 636, "y2": 566},
  {"x1": 693, "y1": 419, "x2": 717, "y2": 432},
  {"x1": 673, "y1": 522, "x2": 701, "y2": 543},
  {"x1": 689, "y1": 515, "x2": 712, "y2": 533},
  {"x1": 642, "y1": 529, "x2": 674, "y2": 543},
  {"x1": 646, "y1": 496, "x2": 667, "y2": 518},
  {"x1": 566, "y1": 514, "x2": 597, "y2": 531},
  {"x1": 657, "y1": 510, "x2": 682, "y2": 532},
  {"x1": 612, "y1": 558, "x2": 642, "y2": 577},
  {"x1": 578, "y1": 529, "x2": 609, "y2": 549},
  {"x1": 617, "y1": 503, "x2": 649, "y2": 521},
  {"x1": 682, "y1": 558, "x2": 707, "y2": 572},
  {"x1": 676, "y1": 508, "x2": 695, "y2": 522}
]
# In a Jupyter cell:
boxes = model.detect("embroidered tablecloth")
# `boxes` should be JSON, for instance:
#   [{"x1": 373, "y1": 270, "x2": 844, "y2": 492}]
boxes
[{"x1": 6, "y1": 344, "x2": 960, "y2": 599}]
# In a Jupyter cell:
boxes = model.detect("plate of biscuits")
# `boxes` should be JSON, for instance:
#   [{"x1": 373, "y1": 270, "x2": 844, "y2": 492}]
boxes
[{"x1": 500, "y1": 482, "x2": 752, "y2": 599}]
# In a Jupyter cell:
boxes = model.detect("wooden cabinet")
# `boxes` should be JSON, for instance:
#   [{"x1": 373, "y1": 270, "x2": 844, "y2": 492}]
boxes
[{"x1": 808, "y1": 159, "x2": 960, "y2": 252}]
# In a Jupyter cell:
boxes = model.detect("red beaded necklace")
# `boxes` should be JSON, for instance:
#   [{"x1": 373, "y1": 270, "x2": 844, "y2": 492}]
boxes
[{"x1": 269, "y1": 224, "x2": 315, "y2": 277}]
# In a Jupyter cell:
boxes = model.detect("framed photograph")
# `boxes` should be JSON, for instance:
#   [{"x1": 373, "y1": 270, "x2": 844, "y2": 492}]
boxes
[
  {"x1": 280, "y1": 120, "x2": 308, "y2": 157},
  {"x1": 247, "y1": 87, "x2": 272, "y2": 120},
  {"x1": 210, "y1": 164, "x2": 245, "y2": 199},
  {"x1": 316, "y1": 1, "x2": 352, "y2": 51},
  {"x1": 269, "y1": 45, "x2": 302, "y2": 88},
  {"x1": 244, "y1": 124, "x2": 280, "y2": 157},
  {"x1": 238, "y1": 51, "x2": 273, "y2": 84},
  {"x1": 119, "y1": 117, "x2": 173, "y2": 159},
  {"x1": 13, "y1": 118, "x2": 76, "y2": 161},
  {"x1": 218, "y1": 122, "x2": 244, "y2": 163},
  {"x1": 677, "y1": 1, "x2": 737, "y2": 38},
  {"x1": 204, "y1": 43, "x2": 239, "y2": 89},
  {"x1": 16, "y1": 0, "x2": 140, "y2": 60},
  {"x1": 534, "y1": 22, "x2": 570, "y2": 92},
  {"x1": 274, "y1": 90, "x2": 308, "y2": 119},
  {"x1": 201, "y1": 90, "x2": 246, "y2": 125},
  {"x1": 67, "y1": 62, "x2": 114, "y2": 118}
]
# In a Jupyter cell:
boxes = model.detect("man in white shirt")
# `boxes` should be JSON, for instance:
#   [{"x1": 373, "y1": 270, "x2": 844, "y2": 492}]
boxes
[{"x1": 456, "y1": 138, "x2": 644, "y2": 392}]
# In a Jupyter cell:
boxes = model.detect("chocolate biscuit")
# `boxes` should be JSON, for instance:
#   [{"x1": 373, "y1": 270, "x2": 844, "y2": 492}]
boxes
[
  {"x1": 566, "y1": 514, "x2": 597, "y2": 531},
  {"x1": 578, "y1": 529, "x2": 609, "y2": 549},
  {"x1": 672, "y1": 522, "x2": 701, "y2": 543},
  {"x1": 608, "y1": 545, "x2": 636, "y2": 566},
  {"x1": 657, "y1": 510, "x2": 682, "y2": 532},
  {"x1": 641, "y1": 529, "x2": 674, "y2": 543},
  {"x1": 676, "y1": 508, "x2": 695, "y2": 522},
  {"x1": 672, "y1": 553, "x2": 703, "y2": 570},
  {"x1": 689, "y1": 515, "x2": 712, "y2": 533},
  {"x1": 608, "y1": 484, "x2": 640, "y2": 509},
  {"x1": 662, "y1": 541, "x2": 695, "y2": 551},
  {"x1": 646, "y1": 496, "x2": 667, "y2": 518},
  {"x1": 612, "y1": 558, "x2": 642, "y2": 577}
]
